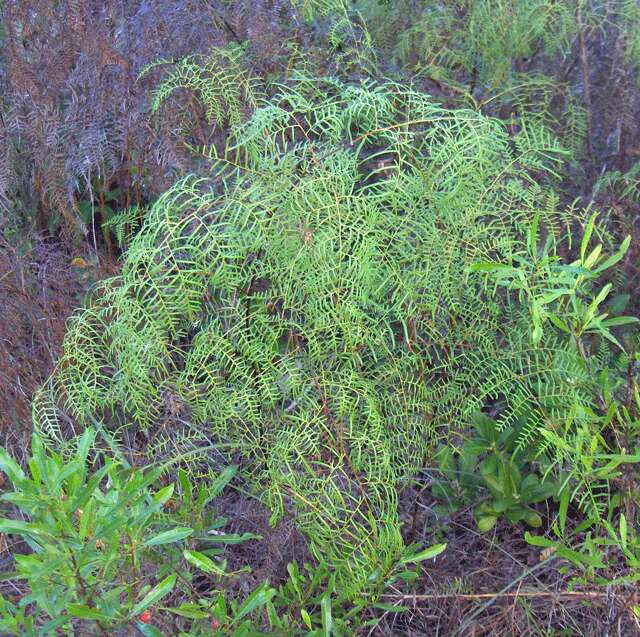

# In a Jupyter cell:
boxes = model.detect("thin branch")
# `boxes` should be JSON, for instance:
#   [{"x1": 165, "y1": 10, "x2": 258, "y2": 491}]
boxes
[{"x1": 377, "y1": 590, "x2": 609, "y2": 601}]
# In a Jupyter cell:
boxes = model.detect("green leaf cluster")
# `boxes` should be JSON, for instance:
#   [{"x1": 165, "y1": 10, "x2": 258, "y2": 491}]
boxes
[{"x1": 432, "y1": 412, "x2": 559, "y2": 531}]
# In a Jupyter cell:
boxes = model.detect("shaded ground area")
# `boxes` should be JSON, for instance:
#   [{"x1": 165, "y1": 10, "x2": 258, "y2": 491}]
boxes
[{"x1": 375, "y1": 490, "x2": 640, "y2": 637}]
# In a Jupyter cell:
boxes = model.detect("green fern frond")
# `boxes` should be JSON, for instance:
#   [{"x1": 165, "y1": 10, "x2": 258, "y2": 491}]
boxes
[
  {"x1": 40, "y1": 76, "x2": 596, "y2": 593},
  {"x1": 140, "y1": 45, "x2": 263, "y2": 131}
]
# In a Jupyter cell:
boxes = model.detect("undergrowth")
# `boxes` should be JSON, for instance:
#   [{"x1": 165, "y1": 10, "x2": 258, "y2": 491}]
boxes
[
  {"x1": 1, "y1": 2, "x2": 640, "y2": 636},
  {"x1": 31, "y1": 76, "x2": 638, "y2": 599}
]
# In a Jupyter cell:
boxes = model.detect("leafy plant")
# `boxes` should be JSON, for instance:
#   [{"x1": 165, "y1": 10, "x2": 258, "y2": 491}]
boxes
[
  {"x1": 472, "y1": 211, "x2": 637, "y2": 350},
  {"x1": 432, "y1": 412, "x2": 559, "y2": 531},
  {"x1": 0, "y1": 430, "x2": 261, "y2": 636},
  {"x1": 593, "y1": 160, "x2": 640, "y2": 205},
  {"x1": 3, "y1": 1, "x2": 640, "y2": 633},
  {"x1": 140, "y1": 45, "x2": 263, "y2": 137},
  {"x1": 258, "y1": 543, "x2": 446, "y2": 637},
  {"x1": 36, "y1": 75, "x2": 591, "y2": 592},
  {"x1": 0, "y1": 428, "x2": 448, "y2": 636}
]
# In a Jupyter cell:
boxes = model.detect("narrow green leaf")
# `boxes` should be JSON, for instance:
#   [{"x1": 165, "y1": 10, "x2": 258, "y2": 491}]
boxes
[
  {"x1": 600, "y1": 316, "x2": 639, "y2": 328},
  {"x1": 30, "y1": 434, "x2": 47, "y2": 487},
  {"x1": 320, "y1": 592, "x2": 332, "y2": 637},
  {"x1": 620, "y1": 514, "x2": 628, "y2": 553},
  {"x1": 0, "y1": 448, "x2": 26, "y2": 486},
  {"x1": 206, "y1": 532, "x2": 260, "y2": 544},
  {"x1": 540, "y1": 290, "x2": 574, "y2": 304},
  {"x1": 206, "y1": 466, "x2": 237, "y2": 501},
  {"x1": 592, "y1": 283, "x2": 612, "y2": 310},
  {"x1": 163, "y1": 604, "x2": 209, "y2": 619},
  {"x1": 597, "y1": 327, "x2": 626, "y2": 352},
  {"x1": 583, "y1": 244, "x2": 603, "y2": 269},
  {"x1": 67, "y1": 604, "x2": 109, "y2": 621},
  {"x1": 0, "y1": 518, "x2": 44, "y2": 537},
  {"x1": 400, "y1": 542, "x2": 447, "y2": 564},
  {"x1": 137, "y1": 624, "x2": 165, "y2": 637},
  {"x1": 287, "y1": 562, "x2": 302, "y2": 595},
  {"x1": 547, "y1": 313, "x2": 570, "y2": 334},
  {"x1": 558, "y1": 488, "x2": 569, "y2": 535},
  {"x1": 177, "y1": 469, "x2": 192, "y2": 501},
  {"x1": 524, "y1": 532, "x2": 555, "y2": 548},
  {"x1": 580, "y1": 212, "x2": 597, "y2": 262},
  {"x1": 234, "y1": 583, "x2": 275, "y2": 624},
  {"x1": 267, "y1": 600, "x2": 282, "y2": 630},
  {"x1": 594, "y1": 235, "x2": 631, "y2": 273},
  {"x1": 184, "y1": 549, "x2": 226, "y2": 575},
  {"x1": 131, "y1": 574, "x2": 177, "y2": 616},
  {"x1": 54, "y1": 460, "x2": 84, "y2": 489},
  {"x1": 469, "y1": 261, "x2": 513, "y2": 273},
  {"x1": 76, "y1": 428, "x2": 96, "y2": 467},
  {"x1": 301, "y1": 608, "x2": 312, "y2": 630},
  {"x1": 144, "y1": 527, "x2": 193, "y2": 547},
  {"x1": 75, "y1": 462, "x2": 112, "y2": 511},
  {"x1": 373, "y1": 603, "x2": 409, "y2": 613},
  {"x1": 151, "y1": 484, "x2": 175, "y2": 507},
  {"x1": 529, "y1": 213, "x2": 540, "y2": 258},
  {"x1": 392, "y1": 570, "x2": 419, "y2": 582}
]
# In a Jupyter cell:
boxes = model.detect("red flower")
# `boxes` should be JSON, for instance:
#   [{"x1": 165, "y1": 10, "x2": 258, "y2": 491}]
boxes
[
  {"x1": 211, "y1": 618, "x2": 221, "y2": 631},
  {"x1": 139, "y1": 611, "x2": 152, "y2": 624}
]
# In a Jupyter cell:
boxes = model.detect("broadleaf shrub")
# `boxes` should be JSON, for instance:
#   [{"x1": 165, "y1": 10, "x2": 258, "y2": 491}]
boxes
[{"x1": 0, "y1": 430, "x2": 269, "y2": 636}]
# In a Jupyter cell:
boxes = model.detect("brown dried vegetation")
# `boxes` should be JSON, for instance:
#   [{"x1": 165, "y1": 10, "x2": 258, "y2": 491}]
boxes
[{"x1": 0, "y1": 238, "x2": 84, "y2": 442}]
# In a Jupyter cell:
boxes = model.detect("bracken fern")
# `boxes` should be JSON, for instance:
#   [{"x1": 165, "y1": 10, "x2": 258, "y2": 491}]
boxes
[{"x1": 40, "y1": 77, "x2": 597, "y2": 593}]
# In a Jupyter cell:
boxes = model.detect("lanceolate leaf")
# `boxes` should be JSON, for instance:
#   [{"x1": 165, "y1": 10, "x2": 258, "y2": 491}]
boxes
[
  {"x1": 67, "y1": 604, "x2": 110, "y2": 621},
  {"x1": 183, "y1": 550, "x2": 226, "y2": 575},
  {"x1": 132, "y1": 574, "x2": 177, "y2": 617},
  {"x1": 233, "y1": 582, "x2": 276, "y2": 624},
  {"x1": 400, "y1": 543, "x2": 447, "y2": 564},
  {"x1": 144, "y1": 527, "x2": 193, "y2": 547}
]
